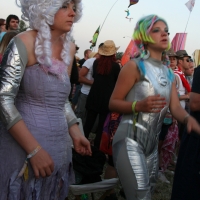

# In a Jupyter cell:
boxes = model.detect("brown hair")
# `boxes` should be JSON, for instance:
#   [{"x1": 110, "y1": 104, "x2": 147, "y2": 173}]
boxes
[
  {"x1": 0, "y1": 19, "x2": 5, "y2": 33},
  {"x1": 96, "y1": 54, "x2": 116, "y2": 75},
  {"x1": 0, "y1": 32, "x2": 18, "y2": 55},
  {"x1": 6, "y1": 15, "x2": 19, "y2": 30},
  {"x1": 84, "y1": 49, "x2": 91, "y2": 57},
  {"x1": 0, "y1": 19, "x2": 5, "y2": 26}
]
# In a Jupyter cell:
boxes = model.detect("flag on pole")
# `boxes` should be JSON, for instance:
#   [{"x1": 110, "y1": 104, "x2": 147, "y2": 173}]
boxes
[
  {"x1": 171, "y1": 33, "x2": 187, "y2": 52},
  {"x1": 185, "y1": 0, "x2": 195, "y2": 12},
  {"x1": 121, "y1": 39, "x2": 138, "y2": 66},
  {"x1": 89, "y1": 26, "x2": 100, "y2": 49}
]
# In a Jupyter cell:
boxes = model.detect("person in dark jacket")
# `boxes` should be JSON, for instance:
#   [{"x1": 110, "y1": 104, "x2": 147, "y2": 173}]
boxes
[{"x1": 84, "y1": 40, "x2": 121, "y2": 149}]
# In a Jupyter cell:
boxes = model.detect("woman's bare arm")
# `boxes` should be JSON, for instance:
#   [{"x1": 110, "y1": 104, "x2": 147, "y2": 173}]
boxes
[{"x1": 109, "y1": 60, "x2": 139, "y2": 114}]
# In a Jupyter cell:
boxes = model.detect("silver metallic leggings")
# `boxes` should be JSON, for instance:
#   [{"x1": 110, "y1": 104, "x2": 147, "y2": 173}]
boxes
[{"x1": 113, "y1": 137, "x2": 158, "y2": 200}]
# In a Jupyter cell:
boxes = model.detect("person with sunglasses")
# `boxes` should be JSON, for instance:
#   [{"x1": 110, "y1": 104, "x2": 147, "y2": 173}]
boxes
[
  {"x1": 174, "y1": 50, "x2": 192, "y2": 142},
  {"x1": 174, "y1": 50, "x2": 191, "y2": 107}
]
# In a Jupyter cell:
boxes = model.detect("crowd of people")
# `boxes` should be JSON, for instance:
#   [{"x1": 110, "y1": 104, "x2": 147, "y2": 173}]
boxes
[{"x1": 0, "y1": 0, "x2": 200, "y2": 200}]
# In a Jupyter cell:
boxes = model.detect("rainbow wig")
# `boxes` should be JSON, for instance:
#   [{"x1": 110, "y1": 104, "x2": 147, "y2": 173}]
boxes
[{"x1": 132, "y1": 14, "x2": 173, "y2": 81}]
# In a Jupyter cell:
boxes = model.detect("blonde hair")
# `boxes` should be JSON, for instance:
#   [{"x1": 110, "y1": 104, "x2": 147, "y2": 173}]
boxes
[{"x1": 16, "y1": 0, "x2": 82, "y2": 68}]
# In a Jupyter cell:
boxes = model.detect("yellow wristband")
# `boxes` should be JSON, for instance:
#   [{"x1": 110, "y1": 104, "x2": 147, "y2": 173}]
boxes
[{"x1": 132, "y1": 101, "x2": 138, "y2": 114}]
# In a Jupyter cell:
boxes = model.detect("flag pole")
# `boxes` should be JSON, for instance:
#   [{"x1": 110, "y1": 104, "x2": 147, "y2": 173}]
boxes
[
  {"x1": 100, "y1": 0, "x2": 119, "y2": 32},
  {"x1": 94, "y1": 0, "x2": 119, "y2": 51},
  {"x1": 179, "y1": 11, "x2": 191, "y2": 50}
]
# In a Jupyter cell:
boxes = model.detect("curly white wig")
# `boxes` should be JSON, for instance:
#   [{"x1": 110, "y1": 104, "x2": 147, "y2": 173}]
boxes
[{"x1": 16, "y1": 0, "x2": 82, "y2": 67}]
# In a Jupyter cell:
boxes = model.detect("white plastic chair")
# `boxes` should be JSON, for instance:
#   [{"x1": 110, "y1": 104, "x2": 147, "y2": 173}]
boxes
[
  {"x1": 70, "y1": 118, "x2": 119, "y2": 200},
  {"x1": 69, "y1": 178, "x2": 119, "y2": 200}
]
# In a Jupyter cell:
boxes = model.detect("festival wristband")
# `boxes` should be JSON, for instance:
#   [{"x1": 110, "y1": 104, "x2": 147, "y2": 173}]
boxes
[
  {"x1": 27, "y1": 145, "x2": 42, "y2": 159},
  {"x1": 17, "y1": 145, "x2": 42, "y2": 180},
  {"x1": 132, "y1": 101, "x2": 138, "y2": 114}
]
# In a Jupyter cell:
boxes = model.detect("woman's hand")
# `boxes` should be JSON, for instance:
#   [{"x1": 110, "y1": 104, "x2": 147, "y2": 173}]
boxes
[
  {"x1": 186, "y1": 116, "x2": 200, "y2": 134},
  {"x1": 73, "y1": 134, "x2": 92, "y2": 156},
  {"x1": 29, "y1": 149, "x2": 54, "y2": 179},
  {"x1": 136, "y1": 94, "x2": 166, "y2": 113},
  {"x1": 69, "y1": 124, "x2": 92, "y2": 156}
]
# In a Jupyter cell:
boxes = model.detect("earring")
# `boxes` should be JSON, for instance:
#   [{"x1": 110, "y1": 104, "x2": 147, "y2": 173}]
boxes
[{"x1": 143, "y1": 50, "x2": 150, "y2": 60}]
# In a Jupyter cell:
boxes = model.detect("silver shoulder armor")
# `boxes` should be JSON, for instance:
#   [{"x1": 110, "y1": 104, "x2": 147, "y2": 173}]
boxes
[
  {"x1": 0, "y1": 39, "x2": 25, "y2": 130},
  {"x1": 64, "y1": 98, "x2": 78, "y2": 128}
]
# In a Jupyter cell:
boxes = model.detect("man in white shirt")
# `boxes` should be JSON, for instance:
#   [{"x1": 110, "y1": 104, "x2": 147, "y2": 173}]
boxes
[
  {"x1": 75, "y1": 52, "x2": 100, "y2": 124},
  {"x1": 175, "y1": 50, "x2": 191, "y2": 109},
  {"x1": 175, "y1": 50, "x2": 191, "y2": 140}
]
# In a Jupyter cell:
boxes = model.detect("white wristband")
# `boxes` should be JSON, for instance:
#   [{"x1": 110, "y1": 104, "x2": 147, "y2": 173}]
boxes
[{"x1": 27, "y1": 145, "x2": 42, "y2": 159}]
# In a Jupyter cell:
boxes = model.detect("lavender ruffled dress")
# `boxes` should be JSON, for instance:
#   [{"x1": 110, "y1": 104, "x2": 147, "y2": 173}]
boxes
[{"x1": 0, "y1": 59, "x2": 74, "y2": 199}]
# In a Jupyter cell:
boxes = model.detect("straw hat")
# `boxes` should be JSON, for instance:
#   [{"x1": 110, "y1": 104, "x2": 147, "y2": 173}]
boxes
[
  {"x1": 98, "y1": 40, "x2": 120, "y2": 56},
  {"x1": 89, "y1": 52, "x2": 98, "y2": 58}
]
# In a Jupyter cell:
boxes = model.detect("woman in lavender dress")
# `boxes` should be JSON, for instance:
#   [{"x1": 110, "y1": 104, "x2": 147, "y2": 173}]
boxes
[{"x1": 0, "y1": 0, "x2": 91, "y2": 199}]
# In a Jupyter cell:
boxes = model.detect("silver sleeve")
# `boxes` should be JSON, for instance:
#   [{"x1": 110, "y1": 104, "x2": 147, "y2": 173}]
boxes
[
  {"x1": 64, "y1": 98, "x2": 78, "y2": 128},
  {"x1": 0, "y1": 39, "x2": 25, "y2": 130}
]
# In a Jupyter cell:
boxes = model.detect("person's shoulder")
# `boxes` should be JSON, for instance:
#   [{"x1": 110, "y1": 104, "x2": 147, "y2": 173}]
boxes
[
  {"x1": 194, "y1": 66, "x2": 200, "y2": 73},
  {"x1": 78, "y1": 58, "x2": 85, "y2": 64},
  {"x1": 83, "y1": 58, "x2": 96, "y2": 68},
  {"x1": 16, "y1": 30, "x2": 37, "y2": 42},
  {"x1": 193, "y1": 66, "x2": 200, "y2": 79},
  {"x1": 88, "y1": 57, "x2": 96, "y2": 63},
  {"x1": 123, "y1": 59, "x2": 138, "y2": 70},
  {"x1": 119, "y1": 59, "x2": 140, "y2": 78}
]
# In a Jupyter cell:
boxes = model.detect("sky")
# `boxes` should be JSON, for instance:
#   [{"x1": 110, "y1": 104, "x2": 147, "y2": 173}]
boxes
[{"x1": 1, "y1": 0, "x2": 199, "y2": 59}]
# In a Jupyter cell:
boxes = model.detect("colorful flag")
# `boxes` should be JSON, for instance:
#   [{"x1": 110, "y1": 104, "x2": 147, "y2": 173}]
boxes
[
  {"x1": 185, "y1": 0, "x2": 195, "y2": 12},
  {"x1": 89, "y1": 26, "x2": 100, "y2": 49},
  {"x1": 128, "y1": 0, "x2": 139, "y2": 8},
  {"x1": 121, "y1": 39, "x2": 138, "y2": 66},
  {"x1": 171, "y1": 33, "x2": 187, "y2": 52}
]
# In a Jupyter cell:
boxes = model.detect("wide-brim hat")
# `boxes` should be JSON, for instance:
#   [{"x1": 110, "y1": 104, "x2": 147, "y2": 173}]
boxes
[
  {"x1": 89, "y1": 52, "x2": 98, "y2": 58},
  {"x1": 98, "y1": 40, "x2": 120, "y2": 56},
  {"x1": 166, "y1": 48, "x2": 178, "y2": 57},
  {"x1": 176, "y1": 50, "x2": 191, "y2": 58}
]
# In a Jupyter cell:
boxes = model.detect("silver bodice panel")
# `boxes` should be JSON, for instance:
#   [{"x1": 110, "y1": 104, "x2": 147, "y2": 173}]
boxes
[
  {"x1": 0, "y1": 38, "x2": 78, "y2": 130},
  {"x1": 113, "y1": 57, "x2": 173, "y2": 156}
]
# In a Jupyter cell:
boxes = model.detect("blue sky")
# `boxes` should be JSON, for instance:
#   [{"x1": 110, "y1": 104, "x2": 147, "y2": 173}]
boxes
[{"x1": 2, "y1": 0, "x2": 199, "y2": 58}]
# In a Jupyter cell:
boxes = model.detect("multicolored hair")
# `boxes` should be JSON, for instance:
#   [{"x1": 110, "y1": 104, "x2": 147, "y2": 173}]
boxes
[{"x1": 132, "y1": 14, "x2": 173, "y2": 81}]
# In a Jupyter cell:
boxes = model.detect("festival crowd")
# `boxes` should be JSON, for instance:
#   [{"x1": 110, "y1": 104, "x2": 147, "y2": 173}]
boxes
[{"x1": 0, "y1": 1, "x2": 200, "y2": 200}]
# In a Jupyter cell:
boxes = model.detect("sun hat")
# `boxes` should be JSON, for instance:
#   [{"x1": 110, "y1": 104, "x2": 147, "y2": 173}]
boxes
[
  {"x1": 98, "y1": 40, "x2": 120, "y2": 56},
  {"x1": 89, "y1": 52, "x2": 98, "y2": 58},
  {"x1": 176, "y1": 50, "x2": 191, "y2": 58},
  {"x1": 166, "y1": 48, "x2": 178, "y2": 57}
]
